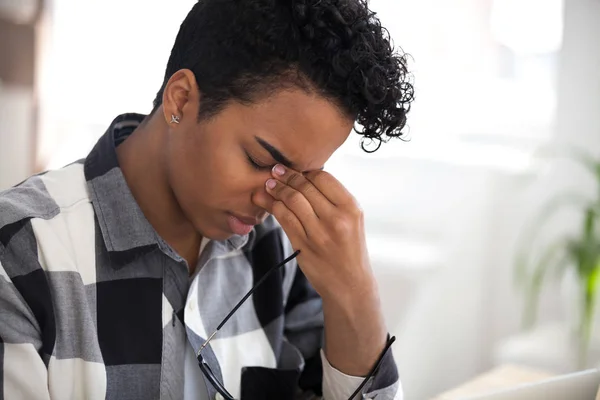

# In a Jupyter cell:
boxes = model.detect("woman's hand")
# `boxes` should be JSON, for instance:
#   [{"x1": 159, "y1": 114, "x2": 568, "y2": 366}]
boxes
[
  {"x1": 252, "y1": 164, "x2": 388, "y2": 377},
  {"x1": 252, "y1": 164, "x2": 375, "y2": 302}
]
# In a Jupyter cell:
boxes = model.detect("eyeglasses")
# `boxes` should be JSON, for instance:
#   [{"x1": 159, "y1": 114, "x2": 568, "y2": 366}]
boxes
[{"x1": 196, "y1": 249, "x2": 396, "y2": 400}]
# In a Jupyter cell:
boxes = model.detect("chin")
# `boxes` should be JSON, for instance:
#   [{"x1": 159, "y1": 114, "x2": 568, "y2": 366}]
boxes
[
  {"x1": 192, "y1": 218, "x2": 233, "y2": 241},
  {"x1": 194, "y1": 224, "x2": 231, "y2": 241}
]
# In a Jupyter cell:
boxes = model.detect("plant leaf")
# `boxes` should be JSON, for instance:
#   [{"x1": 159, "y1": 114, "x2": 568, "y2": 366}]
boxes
[
  {"x1": 521, "y1": 238, "x2": 568, "y2": 329},
  {"x1": 514, "y1": 193, "x2": 589, "y2": 288}
]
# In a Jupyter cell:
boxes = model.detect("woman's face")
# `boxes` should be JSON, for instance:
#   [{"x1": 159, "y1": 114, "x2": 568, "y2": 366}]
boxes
[{"x1": 164, "y1": 73, "x2": 354, "y2": 241}]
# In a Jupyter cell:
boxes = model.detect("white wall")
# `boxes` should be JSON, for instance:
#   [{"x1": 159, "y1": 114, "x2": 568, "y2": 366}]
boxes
[
  {"x1": 555, "y1": 0, "x2": 600, "y2": 155},
  {"x1": 0, "y1": 85, "x2": 34, "y2": 190},
  {"x1": 329, "y1": 1, "x2": 599, "y2": 396},
  {"x1": 328, "y1": 153, "x2": 506, "y2": 399},
  {"x1": 484, "y1": 0, "x2": 600, "y2": 368}
]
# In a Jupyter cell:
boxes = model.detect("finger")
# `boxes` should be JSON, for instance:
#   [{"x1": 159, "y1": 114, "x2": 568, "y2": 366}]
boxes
[
  {"x1": 252, "y1": 190, "x2": 307, "y2": 242},
  {"x1": 265, "y1": 178, "x2": 319, "y2": 233},
  {"x1": 271, "y1": 165, "x2": 335, "y2": 217},
  {"x1": 303, "y1": 170, "x2": 357, "y2": 208},
  {"x1": 272, "y1": 201, "x2": 308, "y2": 242}
]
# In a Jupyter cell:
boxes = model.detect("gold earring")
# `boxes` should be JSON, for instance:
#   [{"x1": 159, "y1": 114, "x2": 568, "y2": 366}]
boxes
[{"x1": 170, "y1": 114, "x2": 181, "y2": 124}]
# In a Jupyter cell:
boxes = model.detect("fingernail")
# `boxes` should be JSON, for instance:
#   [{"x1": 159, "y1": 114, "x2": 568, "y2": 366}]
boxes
[
  {"x1": 273, "y1": 164, "x2": 285, "y2": 176},
  {"x1": 266, "y1": 179, "x2": 277, "y2": 189}
]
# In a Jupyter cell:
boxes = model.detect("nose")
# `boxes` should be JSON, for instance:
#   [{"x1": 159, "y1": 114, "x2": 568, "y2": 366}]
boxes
[{"x1": 251, "y1": 176, "x2": 272, "y2": 220}]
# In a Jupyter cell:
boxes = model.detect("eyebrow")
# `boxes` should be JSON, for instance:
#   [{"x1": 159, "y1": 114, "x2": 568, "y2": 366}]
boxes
[{"x1": 254, "y1": 136, "x2": 295, "y2": 169}]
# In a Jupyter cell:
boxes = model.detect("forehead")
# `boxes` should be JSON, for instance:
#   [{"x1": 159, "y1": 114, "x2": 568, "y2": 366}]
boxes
[{"x1": 235, "y1": 89, "x2": 354, "y2": 171}]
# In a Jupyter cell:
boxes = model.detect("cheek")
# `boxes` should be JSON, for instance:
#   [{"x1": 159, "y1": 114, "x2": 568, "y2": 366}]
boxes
[
  {"x1": 168, "y1": 130, "x2": 268, "y2": 207},
  {"x1": 188, "y1": 148, "x2": 264, "y2": 205},
  {"x1": 219, "y1": 160, "x2": 266, "y2": 196},
  {"x1": 212, "y1": 146, "x2": 270, "y2": 196}
]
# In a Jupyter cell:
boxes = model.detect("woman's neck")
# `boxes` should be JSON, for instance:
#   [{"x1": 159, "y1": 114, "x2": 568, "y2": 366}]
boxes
[{"x1": 115, "y1": 113, "x2": 202, "y2": 270}]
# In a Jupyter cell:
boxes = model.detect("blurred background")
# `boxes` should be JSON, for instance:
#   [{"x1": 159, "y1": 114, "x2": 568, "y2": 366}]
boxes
[{"x1": 0, "y1": 0, "x2": 599, "y2": 398}]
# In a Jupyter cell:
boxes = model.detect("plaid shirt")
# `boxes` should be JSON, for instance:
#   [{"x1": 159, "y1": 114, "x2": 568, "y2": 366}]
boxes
[{"x1": 0, "y1": 114, "x2": 401, "y2": 400}]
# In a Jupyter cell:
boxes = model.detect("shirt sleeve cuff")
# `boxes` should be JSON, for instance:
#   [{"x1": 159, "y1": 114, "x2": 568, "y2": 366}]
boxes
[{"x1": 320, "y1": 349, "x2": 366, "y2": 400}]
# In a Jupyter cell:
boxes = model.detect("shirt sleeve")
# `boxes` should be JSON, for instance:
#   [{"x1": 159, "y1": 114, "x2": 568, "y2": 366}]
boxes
[
  {"x1": 0, "y1": 255, "x2": 51, "y2": 400},
  {"x1": 320, "y1": 349, "x2": 364, "y2": 399},
  {"x1": 320, "y1": 349, "x2": 403, "y2": 400}
]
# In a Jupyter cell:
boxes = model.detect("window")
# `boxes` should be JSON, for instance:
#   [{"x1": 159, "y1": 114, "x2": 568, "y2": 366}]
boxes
[
  {"x1": 37, "y1": 0, "x2": 196, "y2": 169},
  {"x1": 37, "y1": 0, "x2": 564, "y2": 170},
  {"x1": 338, "y1": 0, "x2": 564, "y2": 168}
]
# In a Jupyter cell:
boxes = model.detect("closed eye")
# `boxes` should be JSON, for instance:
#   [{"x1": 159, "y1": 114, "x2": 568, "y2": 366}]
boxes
[{"x1": 245, "y1": 152, "x2": 272, "y2": 171}]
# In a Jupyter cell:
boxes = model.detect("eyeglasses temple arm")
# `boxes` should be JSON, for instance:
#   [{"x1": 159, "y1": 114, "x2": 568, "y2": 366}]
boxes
[
  {"x1": 197, "y1": 249, "x2": 301, "y2": 357},
  {"x1": 346, "y1": 335, "x2": 396, "y2": 400}
]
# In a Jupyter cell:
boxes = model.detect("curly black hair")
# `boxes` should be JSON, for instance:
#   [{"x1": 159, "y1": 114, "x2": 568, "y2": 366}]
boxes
[{"x1": 153, "y1": 0, "x2": 414, "y2": 152}]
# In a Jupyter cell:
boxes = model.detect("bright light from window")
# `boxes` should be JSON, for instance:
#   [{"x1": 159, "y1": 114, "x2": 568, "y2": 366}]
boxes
[{"x1": 37, "y1": 0, "x2": 564, "y2": 169}]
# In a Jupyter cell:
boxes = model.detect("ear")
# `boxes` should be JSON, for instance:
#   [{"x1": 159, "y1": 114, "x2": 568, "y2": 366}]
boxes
[{"x1": 161, "y1": 69, "x2": 200, "y2": 125}]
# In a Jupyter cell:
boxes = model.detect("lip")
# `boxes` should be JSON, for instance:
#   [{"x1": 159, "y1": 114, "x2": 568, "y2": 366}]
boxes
[{"x1": 229, "y1": 212, "x2": 260, "y2": 226}]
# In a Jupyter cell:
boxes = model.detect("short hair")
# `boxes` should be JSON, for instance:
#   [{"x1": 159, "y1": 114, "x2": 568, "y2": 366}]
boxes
[{"x1": 153, "y1": 0, "x2": 414, "y2": 152}]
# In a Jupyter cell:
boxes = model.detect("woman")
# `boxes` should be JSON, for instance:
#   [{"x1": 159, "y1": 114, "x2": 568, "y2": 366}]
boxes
[{"x1": 0, "y1": 0, "x2": 413, "y2": 398}]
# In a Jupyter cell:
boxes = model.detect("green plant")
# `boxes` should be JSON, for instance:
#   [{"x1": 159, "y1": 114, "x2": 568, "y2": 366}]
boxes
[{"x1": 515, "y1": 148, "x2": 600, "y2": 368}]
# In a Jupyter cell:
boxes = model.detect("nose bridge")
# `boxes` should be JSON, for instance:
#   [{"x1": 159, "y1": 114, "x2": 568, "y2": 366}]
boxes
[{"x1": 252, "y1": 171, "x2": 270, "y2": 194}]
